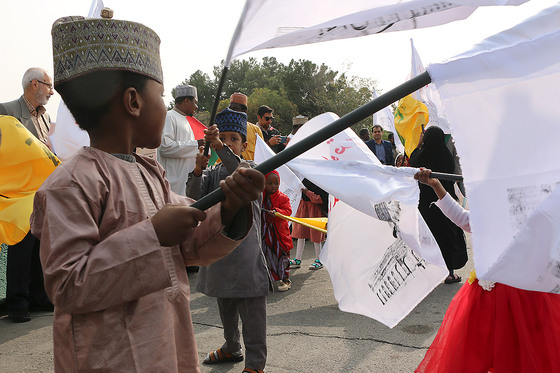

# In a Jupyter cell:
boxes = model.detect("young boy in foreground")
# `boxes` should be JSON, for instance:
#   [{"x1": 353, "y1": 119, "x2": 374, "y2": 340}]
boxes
[{"x1": 30, "y1": 12, "x2": 264, "y2": 373}]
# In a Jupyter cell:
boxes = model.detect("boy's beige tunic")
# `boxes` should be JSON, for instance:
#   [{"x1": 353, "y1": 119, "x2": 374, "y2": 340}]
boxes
[{"x1": 30, "y1": 147, "x2": 250, "y2": 372}]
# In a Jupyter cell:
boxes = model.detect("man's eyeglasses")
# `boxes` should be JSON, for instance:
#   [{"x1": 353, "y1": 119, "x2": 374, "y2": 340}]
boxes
[
  {"x1": 32, "y1": 80, "x2": 53, "y2": 89},
  {"x1": 264, "y1": 116, "x2": 273, "y2": 121}
]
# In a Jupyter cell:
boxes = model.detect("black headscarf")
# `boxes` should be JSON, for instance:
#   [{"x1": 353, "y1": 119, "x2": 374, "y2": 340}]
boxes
[{"x1": 409, "y1": 126, "x2": 457, "y2": 201}]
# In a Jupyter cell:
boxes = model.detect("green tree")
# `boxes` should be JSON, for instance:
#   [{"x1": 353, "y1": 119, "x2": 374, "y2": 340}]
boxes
[{"x1": 177, "y1": 57, "x2": 380, "y2": 133}]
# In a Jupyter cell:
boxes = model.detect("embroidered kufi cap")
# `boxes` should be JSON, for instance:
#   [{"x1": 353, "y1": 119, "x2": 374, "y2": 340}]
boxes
[
  {"x1": 51, "y1": 8, "x2": 163, "y2": 86},
  {"x1": 215, "y1": 108, "x2": 247, "y2": 138},
  {"x1": 230, "y1": 92, "x2": 248, "y2": 107},
  {"x1": 174, "y1": 84, "x2": 197, "y2": 100},
  {"x1": 293, "y1": 115, "x2": 308, "y2": 125}
]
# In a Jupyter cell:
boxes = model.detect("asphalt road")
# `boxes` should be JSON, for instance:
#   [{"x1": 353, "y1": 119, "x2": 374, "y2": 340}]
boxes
[{"x1": 0, "y1": 239, "x2": 472, "y2": 372}]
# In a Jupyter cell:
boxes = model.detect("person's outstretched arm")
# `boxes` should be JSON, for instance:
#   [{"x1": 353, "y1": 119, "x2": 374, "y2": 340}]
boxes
[{"x1": 415, "y1": 168, "x2": 470, "y2": 232}]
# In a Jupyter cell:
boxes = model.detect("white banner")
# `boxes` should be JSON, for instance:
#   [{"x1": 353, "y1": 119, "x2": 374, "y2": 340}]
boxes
[
  {"x1": 324, "y1": 198, "x2": 448, "y2": 327},
  {"x1": 408, "y1": 39, "x2": 451, "y2": 133},
  {"x1": 427, "y1": 3, "x2": 560, "y2": 292},
  {"x1": 50, "y1": 102, "x2": 90, "y2": 161},
  {"x1": 226, "y1": 0, "x2": 527, "y2": 65},
  {"x1": 286, "y1": 113, "x2": 447, "y2": 327}
]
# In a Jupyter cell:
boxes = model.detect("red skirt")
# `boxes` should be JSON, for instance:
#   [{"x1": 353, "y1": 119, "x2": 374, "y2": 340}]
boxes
[{"x1": 416, "y1": 280, "x2": 560, "y2": 373}]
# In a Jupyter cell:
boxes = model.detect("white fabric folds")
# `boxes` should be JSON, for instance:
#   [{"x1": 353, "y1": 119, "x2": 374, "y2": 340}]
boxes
[
  {"x1": 427, "y1": 3, "x2": 560, "y2": 293},
  {"x1": 286, "y1": 113, "x2": 448, "y2": 327},
  {"x1": 226, "y1": 0, "x2": 527, "y2": 65}
]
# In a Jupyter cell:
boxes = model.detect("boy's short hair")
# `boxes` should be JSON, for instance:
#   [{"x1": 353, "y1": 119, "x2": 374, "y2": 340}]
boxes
[
  {"x1": 216, "y1": 108, "x2": 247, "y2": 142},
  {"x1": 257, "y1": 105, "x2": 273, "y2": 117},
  {"x1": 57, "y1": 70, "x2": 149, "y2": 130},
  {"x1": 51, "y1": 11, "x2": 162, "y2": 130}
]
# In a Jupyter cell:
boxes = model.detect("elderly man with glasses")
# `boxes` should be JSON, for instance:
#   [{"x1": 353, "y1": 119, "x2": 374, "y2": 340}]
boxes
[
  {"x1": 257, "y1": 104, "x2": 285, "y2": 153},
  {"x1": 0, "y1": 67, "x2": 54, "y2": 323},
  {"x1": 0, "y1": 67, "x2": 54, "y2": 148}
]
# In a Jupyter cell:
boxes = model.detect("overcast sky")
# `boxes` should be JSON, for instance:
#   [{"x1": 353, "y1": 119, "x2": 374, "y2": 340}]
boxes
[{"x1": 0, "y1": 0, "x2": 552, "y2": 121}]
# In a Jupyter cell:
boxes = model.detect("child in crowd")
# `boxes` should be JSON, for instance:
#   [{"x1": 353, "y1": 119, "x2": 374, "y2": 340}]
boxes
[
  {"x1": 414, "y1": 168, "x2": 560, "y2": 372},
  {"x1": 290, "y1": 179, "x2": 327, "y2": 270},
  {"x1": 395, "y1": 153, "x2": 409, "y2": 167},
  {"x1": 262, "y1": 170, "x2": 293, "y2": 291},
  {"x1": 30, "y1": 12, "x2": 264, "y2": 373},
  {"x1": 186, "y1": 108, "x2": 269, "y2": 373}
]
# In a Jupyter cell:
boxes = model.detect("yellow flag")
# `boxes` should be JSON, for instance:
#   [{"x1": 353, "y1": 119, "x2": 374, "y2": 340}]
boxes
[
  {"x1": 0, "y1": 116, "x2": 60, "y2": 245},
  {"x1": 271, "y1": 211, "x2": 328, "y2": 234},
  {"x1": 394, "y1": 94, "x2": 429, "y2": 157}
]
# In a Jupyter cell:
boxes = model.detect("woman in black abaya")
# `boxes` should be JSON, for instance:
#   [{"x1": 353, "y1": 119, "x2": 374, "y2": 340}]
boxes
[{"x1": 409, "y1": 126, "x2": 467, "y2": 283}]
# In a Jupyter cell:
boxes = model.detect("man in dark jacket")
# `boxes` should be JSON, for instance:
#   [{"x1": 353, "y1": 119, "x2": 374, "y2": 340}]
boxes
[{"x1": 366, "y1": 124, "x2": 394, "y2": 165}]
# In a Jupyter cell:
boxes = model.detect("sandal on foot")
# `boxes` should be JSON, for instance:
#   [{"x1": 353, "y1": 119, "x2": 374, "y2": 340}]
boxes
[
  {"x1": 444, "y1": 274, "x2": 461, "y2": 284},
  {"x1": 242, "y1": 369, "x2": 265, "y2": 373},
  {"x1": 289, "y1": 258, "x2": 301, "y2": 268},
  {"x1": 203, "y1": 348, "x2": 243, "y2": 364},
  {"x1": 278, "y1": 279, "x2": 291, "y2": 292},
  {"x1": 309, "y1": 259, "x2": 323, "y2": 270}
]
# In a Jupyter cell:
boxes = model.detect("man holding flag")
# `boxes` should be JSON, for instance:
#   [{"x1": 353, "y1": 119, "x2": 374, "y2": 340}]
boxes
[{"x1": 157, "y1": 84, "x2": 200, "y2": 195}]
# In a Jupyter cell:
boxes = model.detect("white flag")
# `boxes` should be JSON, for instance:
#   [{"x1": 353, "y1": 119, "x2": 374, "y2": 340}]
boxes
[
  {"x1": 254, "y1": 136, "x2": 304, "y2": 216},
  {"x1": 286, "y1": 113, "x2": 448, "y2": 327},
  {"x1": 427, "y1": 3, "x2": 560, "y2": 292},
  {"x1": 50, "y1": 103, "x2": 90, "y2": 161},
  {"x1": 88, "y1": 0, "x2": 105, "y2": 17},
  {"x1": 226, "y1": 0, "x2": 527, "y2": 66},
  {"x1": 409, "y1": 39, "x2": 451, "y2": 133},
  {"x1": 324, "y1": 198, "x2": 448, "y2": 327}
]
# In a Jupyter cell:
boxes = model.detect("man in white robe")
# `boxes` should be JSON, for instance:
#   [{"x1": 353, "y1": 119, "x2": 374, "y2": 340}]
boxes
[{"x1": 157, "y1": 84, "x2": 200, "y2": 195}]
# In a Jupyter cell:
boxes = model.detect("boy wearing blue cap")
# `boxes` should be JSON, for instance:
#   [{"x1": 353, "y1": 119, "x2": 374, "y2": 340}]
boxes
[
  {"x1": 187, "y1": 108, "x2": 270, "y2": 373},
  {"x1": 31, "y1": 10, "x2": 264, "y2": 373}
]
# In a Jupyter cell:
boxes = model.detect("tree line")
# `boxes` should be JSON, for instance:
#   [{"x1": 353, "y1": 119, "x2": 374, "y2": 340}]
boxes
[{"x1": 172, "y1": 57, "x2": 379, "y2": 135}]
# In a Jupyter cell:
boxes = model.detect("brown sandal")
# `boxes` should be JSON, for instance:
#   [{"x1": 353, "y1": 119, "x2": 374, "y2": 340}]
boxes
[{"x1": 203, "y1": 348, "x2": 243, "y2": 364}]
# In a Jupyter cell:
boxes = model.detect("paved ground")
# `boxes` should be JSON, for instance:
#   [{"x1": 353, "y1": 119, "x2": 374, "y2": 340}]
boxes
[{"x1": 0, "y1": 239, "x2": 472, "y2": 372}]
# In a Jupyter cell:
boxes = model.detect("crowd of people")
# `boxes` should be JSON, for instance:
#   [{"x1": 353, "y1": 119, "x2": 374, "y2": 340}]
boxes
[{"x1": 1, "y1": 7, "x2": 556, "y2": 373}]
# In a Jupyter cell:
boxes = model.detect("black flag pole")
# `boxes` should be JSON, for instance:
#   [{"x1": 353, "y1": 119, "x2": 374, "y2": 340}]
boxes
[
  {"x1": 203, "y1": 66, "x2": 229, "y2": 157},
  {"x1": 191, "y1": 71, "x2": 461, "y2": 211},
  {"x1": 429, "y1": 172, "x2": 463, "y2": 182}
]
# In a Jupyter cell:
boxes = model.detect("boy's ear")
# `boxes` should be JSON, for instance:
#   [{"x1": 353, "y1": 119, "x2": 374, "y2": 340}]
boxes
[
  {"x1": 123, "y1": 87, "x2": 141, "y2": 117},
  {"x1": 241, "y1": 141, "x2": 248, "y2": 153}
]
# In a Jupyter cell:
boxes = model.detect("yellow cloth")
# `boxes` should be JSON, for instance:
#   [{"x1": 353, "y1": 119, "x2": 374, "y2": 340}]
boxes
[
  {"x1": 0, "y1": 115, "x2": 59, "y2": 245},
  {"x1": 241, "y1": 121, "x2": 263, "y2": 161},
  {"x1": 272, "y1": 211, "x2": 328, "y2": 234},
  {"x1": 394, "y1": 95, "x2": 429, "y2": 157},
  {"x1": 468, "y1": 270, "x2": 477, "y2": 285}
]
